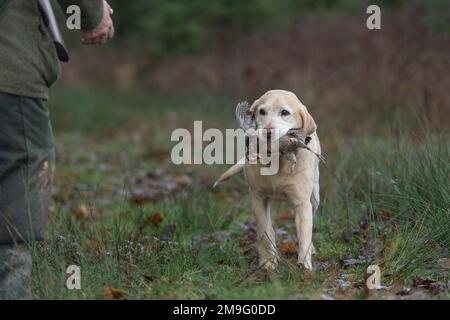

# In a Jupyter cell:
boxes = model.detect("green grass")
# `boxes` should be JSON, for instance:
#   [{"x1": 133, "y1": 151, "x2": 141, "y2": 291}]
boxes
[{"x1": 30, "y1": 86, "x2": 449, "y2": 299}]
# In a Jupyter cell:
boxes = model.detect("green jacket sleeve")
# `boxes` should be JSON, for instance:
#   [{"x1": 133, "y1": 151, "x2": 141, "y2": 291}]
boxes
[{"x1": 56, "y1": 0, "x2": 104, "y2": 30}]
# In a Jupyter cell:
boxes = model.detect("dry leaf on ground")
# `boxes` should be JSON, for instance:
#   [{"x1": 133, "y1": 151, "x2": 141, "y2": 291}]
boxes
[
  {"x1": 150, "y1": 212, "x2": 163, "y2": 225},
  {"x1": 73, "y1": 204, "x2": 89, "y2": 220},
  {"x1": 280, "y1": 240, "x2": 297, "y2": 256},
  {"x1": 143, "y1": 275, "x2": 154, "y2": 282},
  {"x1": 379, "y1": 210, "x2": 395, "y2": 220},
  {"x1": 104, "y1": 286, "x2": 126, "y2": 300}
]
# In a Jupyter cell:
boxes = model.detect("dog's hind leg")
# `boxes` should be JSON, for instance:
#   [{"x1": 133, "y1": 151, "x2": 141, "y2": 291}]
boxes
[
  {"x1": 309, "y1": 161, "x2": 320, "y2": 256},
  {"x1": 311, "y1": 162, "x2": 320, "y2": 214}
]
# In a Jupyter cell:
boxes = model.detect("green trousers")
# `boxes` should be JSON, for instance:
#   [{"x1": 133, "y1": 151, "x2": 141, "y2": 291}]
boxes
[
  {"x1": 0, "y1": 244, "x2": 32, "y2": 299},
  {"x1": 0, "y1": 93, "x2": 54, "y2": 245}
]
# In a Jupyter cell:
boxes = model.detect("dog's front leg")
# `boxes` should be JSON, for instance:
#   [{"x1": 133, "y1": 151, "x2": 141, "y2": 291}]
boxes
[
  {"x1": 293, "y1": 201, "x2": 313, "y2": 271},
  {"x1": 285, "y1": 186, "x2": 314, "y2": 271},
  {"x1": 250, "y1": 192, "x2": 278, "y2": 270}
]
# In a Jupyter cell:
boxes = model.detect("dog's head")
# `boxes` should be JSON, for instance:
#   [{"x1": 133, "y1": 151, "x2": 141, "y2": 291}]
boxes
[{"x1": 249, "y1": 90, "x2": 317, "y2": 140}]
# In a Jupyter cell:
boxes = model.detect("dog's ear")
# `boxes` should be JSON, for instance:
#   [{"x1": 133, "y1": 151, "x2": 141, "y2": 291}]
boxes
[
  {"x1": 248, "y1": 99, "x2": 264, "y2": 130},
  {"x1": 295, "y1": 106, "x2": 317, "y2": 135},
  {"x1": 303, "y1": 108, "x2": 317, "y2": 135},
  {"x1": 249, "y1": 98, "x2": 260, "y2": 120}
]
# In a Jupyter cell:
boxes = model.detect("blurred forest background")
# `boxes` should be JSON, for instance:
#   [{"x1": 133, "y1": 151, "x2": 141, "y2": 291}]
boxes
[
  {"x1": 57, "y1": 0, "x2": 450, "y2": 132},
  {"x1": 32, "y1": 0, "x2": 449, "y2": 299}
]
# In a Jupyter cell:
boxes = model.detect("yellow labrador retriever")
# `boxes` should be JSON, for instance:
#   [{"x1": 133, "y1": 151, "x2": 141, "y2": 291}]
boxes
[{"x1": 217, "y1": 90, "x2": 321, "y2": 271}]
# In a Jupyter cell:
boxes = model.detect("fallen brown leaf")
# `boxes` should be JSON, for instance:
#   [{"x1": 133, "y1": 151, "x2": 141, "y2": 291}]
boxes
[
  {"x1": 73, "y1": 204, "x2": 89, "y2": 220},
  {"x1": 104, "y1": 286, "x2": 126, "y2": 300},
  {"x1": 129, "y1": 189, "x2": 165, "y2": 204},
  {"x1": 150, "y1": 212, "x2": 163, "y2": 225},
  {"x1": 143, "y1": 275, "x2": 154, "y2": 282},
  {"x1": 379, "y1": 210, "x2": 395, "y2": 220},
  {"x1": 280, "y1": 240, "x2": 297, "y2": 256}
]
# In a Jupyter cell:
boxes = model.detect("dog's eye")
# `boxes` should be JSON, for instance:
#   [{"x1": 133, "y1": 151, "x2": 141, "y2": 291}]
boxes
[
  {"x1": 281, "y1": 109, "x2": 290, "y2": 116},
  {"x1": 259, "y1": 109, "x2": 266, "y2": 116}
]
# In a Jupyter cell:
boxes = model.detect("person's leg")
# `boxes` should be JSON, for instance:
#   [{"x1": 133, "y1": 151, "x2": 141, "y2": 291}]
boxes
[
  {"x1": 0, "y1": 93, "x2": 55, "y2": 299},
  {"x1": 0, "y1": 244, "x2": 32, "y2": 300}
]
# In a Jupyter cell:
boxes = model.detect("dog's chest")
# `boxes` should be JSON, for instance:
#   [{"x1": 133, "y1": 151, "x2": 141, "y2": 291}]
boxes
[{"x1": 244, "y1": 159, "x2": 298, "y2": 198}]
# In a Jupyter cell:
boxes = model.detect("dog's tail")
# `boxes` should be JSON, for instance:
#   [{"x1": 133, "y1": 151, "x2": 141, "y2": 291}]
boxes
[{"x1": 213, "y1": 158, "x2": 245, "y2": 188}]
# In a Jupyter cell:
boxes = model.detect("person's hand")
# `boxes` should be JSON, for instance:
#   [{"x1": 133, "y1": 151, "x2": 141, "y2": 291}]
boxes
[{"x1": 81, "y1": 1, "x2": 114, "y2": 45}]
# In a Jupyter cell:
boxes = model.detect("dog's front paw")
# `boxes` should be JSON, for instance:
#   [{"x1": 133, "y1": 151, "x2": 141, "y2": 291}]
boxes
[{"x1": 298, "y1": 253, "x2": 313, "y2": 271}]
